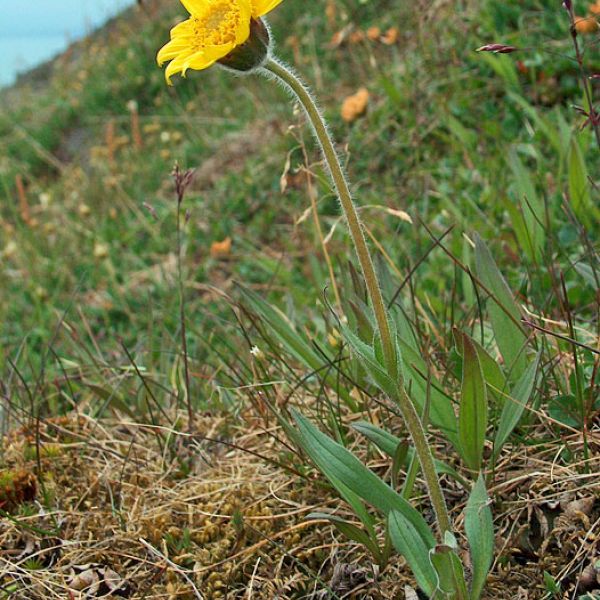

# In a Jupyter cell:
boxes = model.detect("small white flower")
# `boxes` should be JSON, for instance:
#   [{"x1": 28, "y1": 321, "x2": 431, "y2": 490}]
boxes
[{"x1": 39, "y1": 193, "x2": 51, "y2": 208}]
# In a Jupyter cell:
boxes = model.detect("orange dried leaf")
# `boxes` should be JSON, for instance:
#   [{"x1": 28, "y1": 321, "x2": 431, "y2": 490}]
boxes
[
  {"x1": 210, "y1": 237, "x2": 232, "y2": 258},
  {"x1": 575, "y1": 15, "x2": 599, "y2": 33},
  {"x1": 366, "y1": 26, "x2": 381, "y2": 41},
  {"x1": 349, "y1": 30, "x2": 366, "y2": 44},
  {"x1": 341, "y1": 88, "x2": 370, "y2": 123},
  {"x1": 381, "y1": 27, "x2": 399, "y2": 45},
  {"x1": 589, "y1": 1, "x2": 600, "y2": 15}
]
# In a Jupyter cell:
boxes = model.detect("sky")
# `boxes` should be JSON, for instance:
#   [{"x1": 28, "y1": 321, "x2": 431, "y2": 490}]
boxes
[{"x1": 0, "y1": 0, "x2": 135, "y2": 86}]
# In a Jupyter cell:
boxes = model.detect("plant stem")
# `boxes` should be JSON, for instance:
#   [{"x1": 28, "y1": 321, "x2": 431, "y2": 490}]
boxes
[
  {"x1": 262, "y1": 57, "x2": 451, "y2": 537},
  {"x1": 177, "y1": 198, "x2": 193, "y2": 432},
  {"x1": 565, "y1": 7, "x2": 600, "y2": 150}
]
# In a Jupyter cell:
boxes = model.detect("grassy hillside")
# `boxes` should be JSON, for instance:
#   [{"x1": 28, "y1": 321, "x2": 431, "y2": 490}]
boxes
[{"x1": 1, "y1": 0, "x2": 599, "y2": 598}]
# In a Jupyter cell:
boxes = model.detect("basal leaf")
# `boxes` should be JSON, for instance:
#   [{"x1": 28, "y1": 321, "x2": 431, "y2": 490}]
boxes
[
  {"x1": 465, "y1": 475, "x2": 494, "y2": 600},
  {"x1": 308, "y1": 512, "x2": 382, "y2": 563},
  {"x1": 458, "y1": 334, "x2": 488, "y2": 472},
  {"x1": 293, "y1": 411, "x2": 435, "y2": 544},
  {"x1": 389, "y1": 510, "x2": 437, "y2": 597},
  {"x1": 429, "y1": 544, "x2": 469, "y2": 599}
]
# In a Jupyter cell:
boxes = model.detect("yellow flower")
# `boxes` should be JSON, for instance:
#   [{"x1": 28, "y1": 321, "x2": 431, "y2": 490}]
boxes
[{"x1": 158, "y1": 0, "x2": 283, "y2": 83}]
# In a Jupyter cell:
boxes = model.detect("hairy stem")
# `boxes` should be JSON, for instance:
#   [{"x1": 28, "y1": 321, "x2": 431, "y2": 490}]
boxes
[{"x1": 262, "y1": 57, "x2": 451, "y2": 537}]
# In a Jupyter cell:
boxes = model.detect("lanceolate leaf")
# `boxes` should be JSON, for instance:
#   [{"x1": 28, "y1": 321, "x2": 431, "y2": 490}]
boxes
[
  {"x1": 474, "y1": 234, "x2": 528, "y2": 381},
  {"x1": 454, "y1": 330, "x2": 506, "y2": 406},
  {"x1": 493, "y1": 354, "x2": 540, "y2": 458},
  {"x1": 293, "y1": 411, "x2": 436, "y2": 544},
  {"x1": 398, "y1": 339, "x2": 459, "y2": 445},
  {"x1": 465, "y1": 475, "x2": 494, "y2": 600},
  {"x1": 429, "y1": 544, "x2": 469, "y2": 599},
  {"x1": 388, "y1": 510, "x2": 437, "y2": 597},
  {"x1": 458, "y1": 334, "x2": 488, "y2": 472},
  {"x1": 352, "y1": 421, "x2": 400, "y2": 456},
  {"x1": 506, "y1": 149, "x2": 545, "y2": 262},
  {"x1": 342, "y1": 318, "x2": 459, "y2": 445}
]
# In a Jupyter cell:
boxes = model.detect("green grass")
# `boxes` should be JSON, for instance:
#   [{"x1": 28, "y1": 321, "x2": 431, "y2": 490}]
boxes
[{"x1": 0, "y1": 0, "x2": 597, "y2": 421}]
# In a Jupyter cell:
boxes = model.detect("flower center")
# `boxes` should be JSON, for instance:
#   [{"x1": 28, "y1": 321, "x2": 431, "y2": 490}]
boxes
[{"x1": 192, "y1": 1, "x2": 240, "y2": 48}]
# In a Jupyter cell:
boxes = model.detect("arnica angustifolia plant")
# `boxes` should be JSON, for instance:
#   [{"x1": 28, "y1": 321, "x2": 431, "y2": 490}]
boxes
[{"x1": 158, "y1": 1, "x2": 494, "y2": 598}]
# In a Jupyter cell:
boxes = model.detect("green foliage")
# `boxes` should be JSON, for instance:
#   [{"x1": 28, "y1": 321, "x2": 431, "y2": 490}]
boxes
[
  {"x1": 458, "y1": 333, "x2": 489, "y2": 472},
  {"x1": 474, "y1": 234, "x2": 528, "y2": 381},
  {"x1": 465, "y1": 476, "x2": 494, "y2": 600}
]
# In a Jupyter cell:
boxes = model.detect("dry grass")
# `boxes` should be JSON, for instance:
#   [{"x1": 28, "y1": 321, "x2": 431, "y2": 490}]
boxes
[{"x1": 1, "y1": 411, "x2": 598, "y2": 599}]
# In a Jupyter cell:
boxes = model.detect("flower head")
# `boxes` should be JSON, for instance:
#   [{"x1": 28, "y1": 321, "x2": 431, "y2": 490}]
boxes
[{"x1": 158, "y1": 0, "x2": 283, "y2": 83}]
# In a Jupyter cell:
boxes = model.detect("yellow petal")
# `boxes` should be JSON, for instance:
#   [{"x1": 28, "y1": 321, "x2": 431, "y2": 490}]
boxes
[
  {"x1": 235, "y1": 0, "x2": 252, "y2": 44},
  {"x1": 169, "y1": 18, "x2": 194, "y2": 38},
  {"x1": 165, "y1": 51, "x2": 194, "y2": 84},
  {"x1": 189, "y1": 43, "x2": 234, "y2": 70},
  {"x1": 251, "y1": 0, "x2": 283, "y2": 18},
  {"x1": 180, "y1": 0, "x2": 206, "y2": 16},
  {"x1": 157, "y1": 39, "x2": 192, "y2": 66}
]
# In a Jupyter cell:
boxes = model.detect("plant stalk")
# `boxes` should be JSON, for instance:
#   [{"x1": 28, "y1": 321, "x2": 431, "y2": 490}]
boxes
[{"x1": 262, "y1": 57, "x2": 451, "y2": 537}]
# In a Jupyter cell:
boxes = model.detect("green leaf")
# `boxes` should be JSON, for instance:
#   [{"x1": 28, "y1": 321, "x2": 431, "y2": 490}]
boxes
[
  {"x1": 429, "y1": 543, "x2": 469, "y2": 599},
  {"x1": 548, "y1": 394, "x2": 582, "y2": 429},
  {"x1": 397, "y1": 339, "x2": 459, "y2": 444},
  {"x1": 568, "y1": 138, "x2": 596, "y2": 227},
  {"x1": 458, "y1": 334, "x2": 488, "y2": 472},
  {"x1": 493, "y1": 355, "x2": 540, "y2": 458},
  {"x1": 341, "y1": 325, "x2": 398, "y2": 399},
  {"x1": 293, "y1": 411, "x2": 435, "y2": 543},
  {"x1": 465, "y1": 475, "x2": 494, "y2": 600},
  {"x1": 328, "y1": 474, "x2": 377, "y2": 538},
  {"x1": 454, "y1": 330, "x2": 506, "y2": 407},
  {"x1": 474, "y1": 234, "x2": 528, "y2": 381},
  {"x1": 388, "y1": 510, "x2": 437, "y2": 597},
  {"x1": 342, "y1": 313, "x2": 459, "y2": 444},
  {"x1": 543, "y1": 571, "x2": 561, "y2": 595},
  {"x1": 352, "y1": 421, "x2": 402, "y2": 456}
]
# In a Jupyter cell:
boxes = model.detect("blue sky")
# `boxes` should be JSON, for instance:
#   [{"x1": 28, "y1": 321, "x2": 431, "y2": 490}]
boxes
[
  {"x1": 0, "y1": 0, "x2": 135, "y2": 86},
  {"x1": 2, "y1": 0, "x2": 134, "y2": 37}
]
